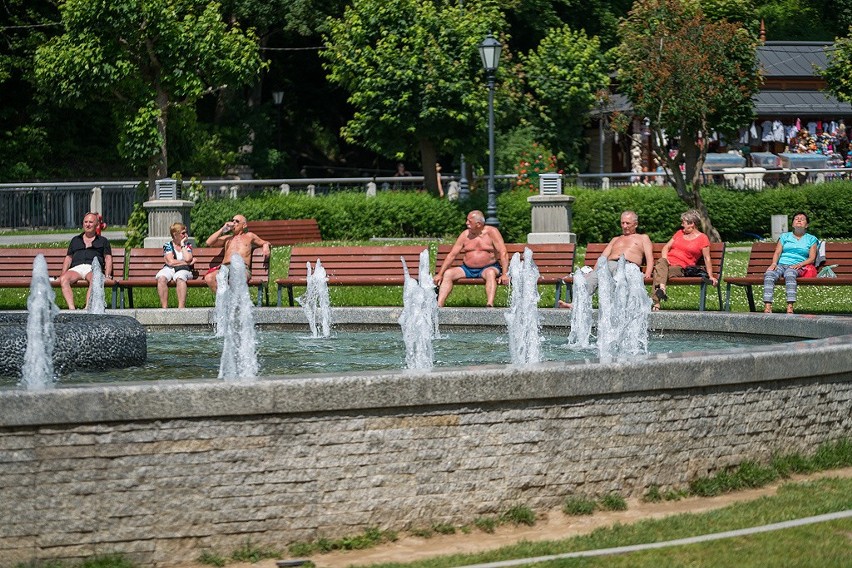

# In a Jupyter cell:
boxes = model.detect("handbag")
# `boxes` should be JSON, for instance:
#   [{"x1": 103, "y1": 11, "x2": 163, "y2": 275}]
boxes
[
  {"x1": 797, "y1": 265, "x2": 818, "y2": 278},
  {"x1": 683, "y1": 265, "x2": 708, "y2": 278}
]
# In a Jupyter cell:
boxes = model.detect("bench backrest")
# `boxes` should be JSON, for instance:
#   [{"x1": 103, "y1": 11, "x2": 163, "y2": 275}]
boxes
[
  {"x1": 126, "y1": 247, "x2": 268, "y2": 282},
  {"x1": 743, "y1": 241, "x2": 852, "y2": 278},
  {"x1": 583, "y1": 241, "x2": 725, "y2": 274},
  {"x1": 0, "y1": 247, "x2": 125, "y2": 279},
  {"x1": 435, "y1": 243, "x2": 575, "y2": 281},
  {"x1": 286, "y1": 246, "x2": 427, "y2": 280},
  {"x1": 249, "y1": 219, "x2": 322, "y2": 246},
  {"x1": 824, "y1": 242, "x2": 852, "y2": 277}
]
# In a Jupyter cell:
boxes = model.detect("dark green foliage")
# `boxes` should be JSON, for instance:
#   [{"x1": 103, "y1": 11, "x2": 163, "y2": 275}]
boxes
[{"x1": 191, "y1": 192, "x2": 466, "y2": 242}]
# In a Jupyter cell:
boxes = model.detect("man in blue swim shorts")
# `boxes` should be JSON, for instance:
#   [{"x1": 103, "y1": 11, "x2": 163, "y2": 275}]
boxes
[{"x1": 434, "y1": 210, "x2": 509, "y2": 307}]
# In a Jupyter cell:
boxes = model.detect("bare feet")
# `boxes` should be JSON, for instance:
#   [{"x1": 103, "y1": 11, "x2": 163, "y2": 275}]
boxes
[
  {"x1": 557, "y1": 300, "x2": 573, "y2": 309},
  {"x1": 763, "y1": 303, "x2": 773, "y2": 314},
  {"x1": 652, "y1": 304, "x2": 660, "y2": 312},
  {"x1": 787, "y1": 303, "x2": 795, "y2": 314}
]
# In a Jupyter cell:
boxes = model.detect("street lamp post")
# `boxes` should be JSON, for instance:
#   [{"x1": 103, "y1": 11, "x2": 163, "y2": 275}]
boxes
[
  {"x1": 479, "y1": 34, "x2": 501, "y2": 227},
  {"x1": 272, "y1": 91, "x2": 284, "y2": 177}
]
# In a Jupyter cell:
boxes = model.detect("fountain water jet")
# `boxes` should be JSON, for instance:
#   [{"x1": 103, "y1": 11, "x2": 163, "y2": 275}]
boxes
[
  {"x1": 20, "y1": 255, "x2": 60, "y2": 390},
  {"x1": 566, "y1": 268, "x2": 593, "y2": 348},
  {"x1": 217, "y1": 256, "x2": 258, "y2": 381},
  {"x1": 213, "y1": 265, "x2": 231, "y2": 337},
  {"x1": 597, "y1": 256, "x2": 650, "y2": 360},
  {"x1": 505, "y1": 247, "x2": 542, "y2": 365},
  {"x1": 297, "y1": 260, "x2": 331, "y2": 338},
  {"x1": 86, "y1": 257, "x2": 106, "y2": 314},
  {"x1": 399, "y1": 249, "x2": 438, "y2": 370}
]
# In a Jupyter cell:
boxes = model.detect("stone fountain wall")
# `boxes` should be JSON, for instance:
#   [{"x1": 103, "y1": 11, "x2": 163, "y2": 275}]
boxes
[{"x1": 1, "y1": 312, "x2": 851, "y2": 567}]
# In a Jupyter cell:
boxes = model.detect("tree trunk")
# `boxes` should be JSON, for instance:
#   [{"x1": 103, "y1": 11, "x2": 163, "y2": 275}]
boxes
[
  {"x1": 147, "y1": 90, "x2": 170, "y2": 199},
  {"x1": 419, "y1": 138, "x2": 439, "y2": 195}
]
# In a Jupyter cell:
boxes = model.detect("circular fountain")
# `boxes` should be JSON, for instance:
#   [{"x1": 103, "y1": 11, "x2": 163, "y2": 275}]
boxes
[{"x1": 0, "y1": 312, "x2": 147, "y2": 378}]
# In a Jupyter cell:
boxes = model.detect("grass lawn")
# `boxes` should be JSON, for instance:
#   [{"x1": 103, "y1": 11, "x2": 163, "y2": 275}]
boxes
[
  {"x1": 1, "y1": 241, "x2": 851, "y2": 313},
  {"x1": 334, "y1": 476, "x2": 852, "y2": 568}
]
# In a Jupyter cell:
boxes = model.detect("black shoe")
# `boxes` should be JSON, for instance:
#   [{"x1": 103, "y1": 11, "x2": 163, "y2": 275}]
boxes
[{"x1": 654, "y1": 288, "x2": 669, "y2": 302}]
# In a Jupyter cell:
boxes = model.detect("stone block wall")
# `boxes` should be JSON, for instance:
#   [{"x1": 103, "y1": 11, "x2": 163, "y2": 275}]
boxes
[{"x1": 1, "y1": 372, "x2": 850, "y2": 567}]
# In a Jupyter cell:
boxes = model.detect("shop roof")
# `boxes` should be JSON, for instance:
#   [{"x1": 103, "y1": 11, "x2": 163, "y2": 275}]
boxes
[
  {"x1": 753, "y1": 89, "x2": 852, "y2": 116},
  {"x1": 758, "y1": 41, "x2": 832, "y2": 77}
]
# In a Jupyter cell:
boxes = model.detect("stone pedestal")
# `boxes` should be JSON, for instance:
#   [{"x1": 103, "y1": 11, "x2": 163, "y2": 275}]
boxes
[
  {"x1": 527, "y1": 194, "x2": 576, "y2": 244},
  {"x1": 143, "y1": 199, "x2": 195, "y2": 248},
  {"x1": 771, "y1": 214, "x2": 788, "y2": 241}
]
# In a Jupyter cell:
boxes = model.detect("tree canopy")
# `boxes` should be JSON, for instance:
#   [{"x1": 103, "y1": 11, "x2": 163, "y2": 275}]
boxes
[
  {"x1": 34, "y1": 0, "x2": 267, "y2": 190},
  {"x1": 521, "y1": 25, "x2": 609, "y2": 172},
  {"x1": 322, "y1": 0, "x2": 504, "y2": 194},
  {"x1": 617, "y1": 0, "x2": 761, "y2": 240}
]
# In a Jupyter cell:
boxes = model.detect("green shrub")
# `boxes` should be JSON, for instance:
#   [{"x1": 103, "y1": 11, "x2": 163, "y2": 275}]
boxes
[
  {"x1": 563, "y1": 495, "x2": 597, "y2": 516},
  {"x1": 187, "y1": 180, "x2": 852, "y2": 246},
  {"x1": 474, "y1": 516, "x2": 498, "y2": 533},
  {"x1": 599, "y1": 492, "x2": 628, "y2": 511},
  {"x1": 501, "y1": 504, "x2": 536, "y2": 526},
  {"x1": 191, "y1": 191, "x2": 466, "y2": 242}
]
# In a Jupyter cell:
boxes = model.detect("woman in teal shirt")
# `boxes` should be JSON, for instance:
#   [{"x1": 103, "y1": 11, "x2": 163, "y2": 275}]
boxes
[{"x1": 763, "y1": 212, "x2": 819, "y2": 314}]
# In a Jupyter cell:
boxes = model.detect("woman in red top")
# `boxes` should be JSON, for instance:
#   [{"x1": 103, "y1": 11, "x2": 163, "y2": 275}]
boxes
[{"x1": 651, "y1": 210, "x2": 718, "y2": 311}]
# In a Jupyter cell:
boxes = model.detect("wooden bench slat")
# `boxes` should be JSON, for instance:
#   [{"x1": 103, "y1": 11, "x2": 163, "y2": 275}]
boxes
[
  {"x1": 724, "y1": 241, "x2": 852, "y2": 310},
  {"x1": 276, "y1": 245, "x2": 428, "y2": 306},
  {"x1": 247, "y1": 219, "x2": 322, "y2": 246},
  {"x1": 0, "y1": 247, "x2": 124, "y2": 308},
  {"x1": 278, "y1": 244, "x2": 575, "y2": 307}
]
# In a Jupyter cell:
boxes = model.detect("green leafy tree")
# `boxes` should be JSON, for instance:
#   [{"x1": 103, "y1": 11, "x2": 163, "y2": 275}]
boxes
[
  {"x1": 323, "y1": 0, "x2": 504, "y2": 194},
  {"x1": 34, "y1": 0, "x2": 267, "y2": 193},
  {"x1": 522, "y1": 25, "x2": 609, "y2": 172},
  {"x1": 616, "y1": 0, "x2": 760, "y2": 241},
  {"x1": 819, "y1": 30, "x2": 852, "y2": 101}
]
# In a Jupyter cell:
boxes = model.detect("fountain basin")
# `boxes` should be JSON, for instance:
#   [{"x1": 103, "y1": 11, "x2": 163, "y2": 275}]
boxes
[
  {"x1": 0, "y1": 312, "x2": 146, "y2": 378},
  {"x1": 0, "y1": 308, "x2": 850, "y2": 567}
]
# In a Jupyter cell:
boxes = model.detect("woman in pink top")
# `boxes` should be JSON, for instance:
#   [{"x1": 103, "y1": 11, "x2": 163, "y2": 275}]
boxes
[{"x1": 651, "y1": 210, "x2": 718, "y2": 311}]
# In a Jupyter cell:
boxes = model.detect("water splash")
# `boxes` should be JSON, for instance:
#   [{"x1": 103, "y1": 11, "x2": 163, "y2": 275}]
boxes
[
  {"x1": 399, "y1": 249, "x2": 438, "y2": 370},
  {"x1": 213, "y1": 265, "x2": 231, "y2": 338},
  {"x1": 217, "y1": 256, "x2": 258, "y2": 381},
  {"x1": 596, "y1": 256, "x2": 650, "y2": 361},
  {"x1": 86, "y1": 257, "x2": 106, "y2": 314},
  {"x1": 20, "y1": 254, "x2": 60, "y2": 390},
  {"x1": 566, "y1": 268, "x2": 593, "y2": 348},
  {"x1": 505, "y1": 247, "x2": 542, "y2": 365},
  {"x1": 297, "y1": 259, "x2": 331, "y2": 338}
]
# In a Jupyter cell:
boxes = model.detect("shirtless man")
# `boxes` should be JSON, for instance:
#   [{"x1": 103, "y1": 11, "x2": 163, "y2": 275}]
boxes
[
  {"x1": 434, "y1": 210, "x2": 509, "y2": 307},
  {"x1": 558, "y1": 210, "x2": 653, "y2": 307},
  {"x1": 204, "y1": 214, "x2": 271, "y2": 293}
]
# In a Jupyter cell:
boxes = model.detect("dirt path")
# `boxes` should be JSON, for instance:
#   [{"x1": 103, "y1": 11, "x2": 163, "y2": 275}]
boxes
[{"x1": 179, "y1": 468, "x2": 852, "y2": 568}]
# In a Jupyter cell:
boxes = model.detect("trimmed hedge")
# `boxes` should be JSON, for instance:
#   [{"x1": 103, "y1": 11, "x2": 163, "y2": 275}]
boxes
[
  {"x1": 190, "y1": 182, "x2": 852, "y2": 245},
  {"x1": 191, "y1": 191, "x2": 466, "y2": 242},
  {"x1": 500, "y1": 181, "x2": 852, "y2": 243}
]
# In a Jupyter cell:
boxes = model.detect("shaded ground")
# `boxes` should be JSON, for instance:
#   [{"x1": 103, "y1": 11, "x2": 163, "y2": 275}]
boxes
[{"x1": 176, "y1": 468, "x2": 852, "y2": 568}]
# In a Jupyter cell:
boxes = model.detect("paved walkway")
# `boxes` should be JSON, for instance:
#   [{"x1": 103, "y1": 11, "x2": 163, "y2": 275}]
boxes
[{"x1": 0, "y1": 230, "x2": 125, "y2": 246}]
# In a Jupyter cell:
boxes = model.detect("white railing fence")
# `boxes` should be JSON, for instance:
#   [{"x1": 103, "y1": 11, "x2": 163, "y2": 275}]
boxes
[{"x1": 1, "y1": 168, "x2": 848, "y2": 229}]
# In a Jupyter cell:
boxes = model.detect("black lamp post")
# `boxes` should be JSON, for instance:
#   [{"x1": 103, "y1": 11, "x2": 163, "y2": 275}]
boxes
[
  {"x1": 272, "y1": 91, "x2": 284, "y2": 176},
  {"x1": 479, "y1": 34, "x2": 501, "y2": 226}
]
